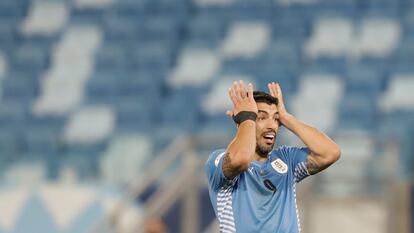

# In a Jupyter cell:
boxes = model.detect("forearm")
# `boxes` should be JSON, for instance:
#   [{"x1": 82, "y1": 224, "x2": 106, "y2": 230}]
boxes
[
  {"x1": 226, "y1": 121, "x2": 256, "y2": 171},
  {"x1": 282, "y1": 114, "x2": 340, "y2": 159}
]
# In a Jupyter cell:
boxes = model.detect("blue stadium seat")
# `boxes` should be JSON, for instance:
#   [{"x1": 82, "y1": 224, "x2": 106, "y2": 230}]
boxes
[
  {"x1": 85, "y1": 74, "x2": 118, "y2": 105},
  {"x1": 338, "y1": 94, "x2": 378, "y2": 131},
  {"x1": 148, "y1": 0, "x2": 189, "y2": 23},
  {"x1": 361, "y1": 0, "x2": 400, "y2": 17},
  {"x1": 304, "y1": 0, "x2": 357, "y2": 18},
  {"x1": 60, "y1": 142, "x2": 108, "y2": 179},
  {"x1": 0, "y1": 100, "x2": 27, "y2": 132},
  {"x1": 114, "y1": 97, "x2": 154, "y2": 133},
  {"x1": 25, "y1": 114, "x2": 65, "y2": 132},
  {"x1": 254, "y1": 64, "x2": 298, "y2": 95},
  {"x1": 128, "y1": 42, "x2": 173, "y2": 72},
  {"x1": 12, "y1": 43, "x2": 49, "y2": 72},
  {"x1": 346, "y1": 66, "x2": 383, "y2": 96},
  {"x1": 305, "y1": 56, "x2": 348, "y2": 75},
  {"x1": 187, "y1": 15, "x2": 225, "y2": 47},
  {"x1": 142, "y1": 16, "x2": 181, "y2": 42},
  {"x1": 70, "y1": 7, "x2": 105, "y2": 25},
  {"x1": 158, "y1": 92, "x2": 200, "y2": 130},
  {"x1": 95, "y1": 44, "x2": 127, "y2": 71},
  {"x1": 0, "y1": 130, "x2": 20, "y2": 166},
  {"x1": 224, "y1": 0, "x2": 273, "y2": 22},
  {"x1": 23, "y1": 127, "x2": 61, "y2": 157},
  {"x1": 377, "y1": 110, "x2": 414, "y2": 179},
  {"x1": 1, "y1": 71, "x2": 39, "y2": 104},
  {"x1": 0, "y1": 21, "x2": 16, "y2": 52},
  {"x1": 0, "y1": 0, "x2": 26, "y2": 19},
  {"x1": 104, "y1": 14, "x2": 142, "y2": 44},
  {"x1": 111, "y1": 0, "x2": 147, "y2": 20},
  {"x1": 117, "y1": 72, "x2": 162, "y2": 101}
]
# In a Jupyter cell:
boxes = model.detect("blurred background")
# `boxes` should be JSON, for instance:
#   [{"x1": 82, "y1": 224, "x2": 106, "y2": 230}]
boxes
[{"x1": 0, "y1": 0, "x2": 413, "y2": 232}]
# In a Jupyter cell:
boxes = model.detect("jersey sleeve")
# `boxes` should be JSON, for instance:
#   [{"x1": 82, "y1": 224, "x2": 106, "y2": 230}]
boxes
[
  {"x1": 279, "y1": 146, "x2": 311, "y2": 183},
  {"x1": 204, "y1": 149, "x2": 238, "y2": 191}
]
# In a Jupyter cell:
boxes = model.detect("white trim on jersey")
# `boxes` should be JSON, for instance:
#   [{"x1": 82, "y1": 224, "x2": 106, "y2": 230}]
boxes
[
  {"x1": 217, "y1": 185, "x2": 236, "y2": 233},
  {"x1": 294, "y1": 161, "x2": 309, "y2": 183}
]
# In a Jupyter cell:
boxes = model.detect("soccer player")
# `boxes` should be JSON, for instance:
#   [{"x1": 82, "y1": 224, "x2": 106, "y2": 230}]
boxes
[{"x1": 205, "y1": 80, "x2": 341, "y2": 233}]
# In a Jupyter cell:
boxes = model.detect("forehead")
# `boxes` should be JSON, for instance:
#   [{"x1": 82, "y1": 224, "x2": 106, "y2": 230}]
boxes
[{"x1": 257, "y1": 102, "x2": 278, "y2": 114}]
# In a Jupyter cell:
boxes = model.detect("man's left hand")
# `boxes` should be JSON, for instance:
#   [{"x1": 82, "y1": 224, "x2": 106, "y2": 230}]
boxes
[{"x1": 268, "y1": 82, "x2": 292, "y2": 126}]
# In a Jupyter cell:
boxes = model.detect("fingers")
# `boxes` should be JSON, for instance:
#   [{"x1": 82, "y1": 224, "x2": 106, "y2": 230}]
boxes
[
  {"x1": 268, "y1": 82, "x2": 278, "y2": 97},
  {"x1": 247, "y1": 82, "x2": 254, "y2": 102},
  {"x1": 275, "y1": 83, "x2": 283, "y2": 98},
  {"x1": 228, "y1": 87, "x2": 238, "y2": 105},
  {"x1": 234, "y1": 80, "x2": 247, "y2": 99},
  {"x1": 229, "y1": 80, "x2": 253, "y2": 109}
]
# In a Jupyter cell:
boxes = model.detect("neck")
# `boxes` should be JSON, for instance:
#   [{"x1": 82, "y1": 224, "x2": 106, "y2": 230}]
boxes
[{"x1": 253, "y1": 153, "x2": 268, "y2": 162}]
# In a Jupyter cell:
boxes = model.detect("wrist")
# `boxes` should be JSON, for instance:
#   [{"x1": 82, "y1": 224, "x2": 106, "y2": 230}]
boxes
[
  {"x1": 279, "y1": 112, "x2": 294, "y2": 127},
  {"x1": 233, "y1": 111, "x2": 257, "y2": 124}
]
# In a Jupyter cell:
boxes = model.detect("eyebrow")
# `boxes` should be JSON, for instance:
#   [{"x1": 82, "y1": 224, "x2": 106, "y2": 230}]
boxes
[{"x1": 258, "y1": 110, "x2": 279, "y2": 117}]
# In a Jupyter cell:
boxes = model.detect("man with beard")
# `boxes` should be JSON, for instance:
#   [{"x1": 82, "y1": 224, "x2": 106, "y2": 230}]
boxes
[{"x1": 205, "y1": 81, "x2": 341, "y2": 233}]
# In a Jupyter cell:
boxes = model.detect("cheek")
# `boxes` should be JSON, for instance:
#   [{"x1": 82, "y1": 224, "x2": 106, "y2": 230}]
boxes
[{"x1": 255, "y1": 122, "x2": 265, "y2": 134}]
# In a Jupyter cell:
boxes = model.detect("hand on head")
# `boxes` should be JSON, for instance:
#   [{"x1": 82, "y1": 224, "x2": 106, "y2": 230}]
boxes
[
  {"x1": 267, "y1": 82, "x2": 290, "y2": 125},
  {"x1": 226, "y1": 80, "x2": 258, "y2": 118}
]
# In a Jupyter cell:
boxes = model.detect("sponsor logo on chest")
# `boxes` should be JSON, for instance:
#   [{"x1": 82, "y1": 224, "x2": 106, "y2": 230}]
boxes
[{"x1": 271, "y1": 158, "x2": 288, "y2": 174}]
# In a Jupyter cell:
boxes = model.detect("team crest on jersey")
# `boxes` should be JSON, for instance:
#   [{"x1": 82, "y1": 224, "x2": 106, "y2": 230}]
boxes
[
  {"x1": 215, "y1": 152, "x2": 225, "y2": 167},
  {"x1": 271, "y1": 158, "x2": 288, "y2": 174}
]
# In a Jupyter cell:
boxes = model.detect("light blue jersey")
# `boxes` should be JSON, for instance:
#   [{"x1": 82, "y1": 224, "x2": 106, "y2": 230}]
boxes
[{"x1": 205, "y1": 146, "x2": 310, "y2": 233}]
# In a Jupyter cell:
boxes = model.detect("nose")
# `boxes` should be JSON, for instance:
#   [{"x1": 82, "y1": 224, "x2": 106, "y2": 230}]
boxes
[{"x1": 265, "y1": 118, "x2": 279, "y2": 131}]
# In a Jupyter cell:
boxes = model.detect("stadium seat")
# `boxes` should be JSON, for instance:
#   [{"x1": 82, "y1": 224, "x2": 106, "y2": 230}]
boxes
[
  {"x1": 350, "y1": 18, "x2": 401, "y2": 59},
  {"x1": 129, "y1": 42, "x2": 173, "y2": 72},
  {"x1": 104, "y1": 14, "x2": 141, "y2": 44},
  {"x1": 346, "y1": 65, "x2": 383, "y2": 96},
  {"x1": 63, "y1": 106, "x2": 115, "y2": 144},
  {"x1": 304, "y1": 18, "x2": 353, "y2": 58},
  {"x1": 74, "y1": 0, "x2": 115, "y2": 9},
  {"x1": 187, "y1": 14, "x2": 225, "y2": 48},
  {"x1": 12, "y1": 43, "x2": 49, "y2": 72},
  {"x1": 380, "y1": 74, "x2": 414, "y2": 112},
  {"x1": 85, "y1": 73, "x2": 118, "y2": 105},
  {"x1": 1, "y1": 72, "x2": 39, "y2": 104},
  {"x1": 291, "y1": 73, "x2": 344, "y2": 132},
  {"x1": 201, "y1": 75, "x2": 254, "y2": 116},
  {"x1": 95, "y1": 44, "x2": 127, "y2": 71},
  {"x1": 23, "y1": 127, "x2": 61, "y2": 157},
  {"x1": 220, "y1": 21, "x2": 271, "y2": 58},
  {"x1": 0, "y1": 100, "x2": 27, "y2": 132},
  {"x1": 337, "y1": 93, "x2": 378, "y2": 131},
  {"x1": 193, "y1": 0, "x2": 236, "y2": 8},
  {"x1": 114, "y1": 97, "x2": 153, "y2": 133},
  {"x1": 99, "y1": 134, "x2": 153, "y2": 184},
  {"x1": 168, "y1": 48, "x2": 221, "y2": 88},
  {"x1": 20, "y1": 0, "x2": 68, "y2": 36}
]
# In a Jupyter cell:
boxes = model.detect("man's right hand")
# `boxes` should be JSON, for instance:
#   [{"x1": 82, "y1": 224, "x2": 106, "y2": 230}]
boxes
[{"x1": 226, "y1": 80, "x2": 258, "y2": 118}]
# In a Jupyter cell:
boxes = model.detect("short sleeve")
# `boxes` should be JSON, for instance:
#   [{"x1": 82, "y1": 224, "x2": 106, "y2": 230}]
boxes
[
  {"x1": 204, "y1": 149, "x2": 237, "y2": 191},
  {"x1": 278, "y1": 146, "x2": 310, "y2": 183}
]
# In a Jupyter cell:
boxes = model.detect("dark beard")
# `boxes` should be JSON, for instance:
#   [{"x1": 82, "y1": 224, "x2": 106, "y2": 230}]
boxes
[{"x1": 255, "y1": 144, "x2": 273, "y2": 158}]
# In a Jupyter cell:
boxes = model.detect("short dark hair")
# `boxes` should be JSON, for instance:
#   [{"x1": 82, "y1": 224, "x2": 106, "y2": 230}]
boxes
[{"x1": 253, "y1": 91, "x2": 278, "y2": 105}]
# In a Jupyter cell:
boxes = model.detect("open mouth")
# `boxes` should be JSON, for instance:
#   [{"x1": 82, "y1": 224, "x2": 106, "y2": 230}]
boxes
[{"x1": 262, "y1": 132, "x2": 275, "y2": 145}]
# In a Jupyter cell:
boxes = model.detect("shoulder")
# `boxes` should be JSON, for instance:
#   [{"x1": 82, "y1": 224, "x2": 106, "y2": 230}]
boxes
[
  {"x1": 205, "y1": 149, "x2": 226, "y2": 167},
  {"x1": 271, "y1": 146, "x2": 309, "y2": 157},
  {"x1": 209, "y1": 149, "x2": 226, "y2": 160},
  {"x1": 269, "y1": 146, "x2": 295, "y2": 158}
]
